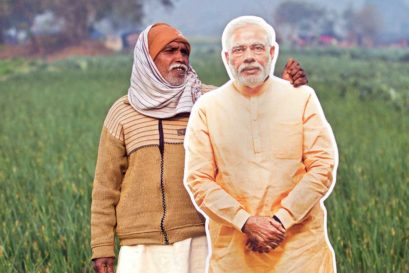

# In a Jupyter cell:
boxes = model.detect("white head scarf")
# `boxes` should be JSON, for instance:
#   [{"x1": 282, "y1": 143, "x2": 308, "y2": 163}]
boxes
[{"x1": 128, "y1": 24, "x2": 202, "y2": 119}]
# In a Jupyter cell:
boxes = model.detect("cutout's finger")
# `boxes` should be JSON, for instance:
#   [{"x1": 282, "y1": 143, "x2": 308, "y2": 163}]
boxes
[
  {"x1": 246, "y1": 239, "x2": 254, "y2": 249},
  {"x1": 269, "y1": 241, "x2": 279, "y2": 249},
  {"x1": 251, "y1": 242, "x2": 260, "y2": 252},
  {"x1": 268, "y1": 233, "x2": 284, "y2": 242}
]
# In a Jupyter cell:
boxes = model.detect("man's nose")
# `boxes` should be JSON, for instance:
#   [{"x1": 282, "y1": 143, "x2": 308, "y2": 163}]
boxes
[
  {"x1": 243, "y1": 48, "x2": 255, "y2": 63},
  {"x1": 175, "y1": 50, "x2": 188, "y2": 64},
  {"x1": 243, "y1": 56, "x2": 255, "y2": 64}
]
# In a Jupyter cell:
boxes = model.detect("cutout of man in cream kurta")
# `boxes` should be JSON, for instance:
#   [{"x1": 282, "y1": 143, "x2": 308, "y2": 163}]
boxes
[{"x1": 184, "y1": 16, "x2": 338, "y2": 273}]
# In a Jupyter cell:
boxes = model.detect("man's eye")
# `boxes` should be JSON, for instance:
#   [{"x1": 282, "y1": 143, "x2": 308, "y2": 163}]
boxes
[
  {"x1": 232, "y1": 47, "x2": 244, "y2": 53},
  {"x1": 164, "y1": 48, "x2": 176, "y2": 53}
]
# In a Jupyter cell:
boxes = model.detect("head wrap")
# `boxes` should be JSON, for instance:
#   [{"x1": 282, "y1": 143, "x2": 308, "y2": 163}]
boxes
[
  {"x1": 148, "y1": 23, "x2": 190, "y2": 60},
  {"x1": 128, "y1": 24, "x2": 202, "y2": 119}
]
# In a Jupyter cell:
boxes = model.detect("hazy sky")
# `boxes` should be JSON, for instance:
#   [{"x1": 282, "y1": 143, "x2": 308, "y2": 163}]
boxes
[
  {"x1": 143, "y1": 0, "x2": 361, "y2": 36},
  {"x1": 142, "y1": 0, "x2": 409, "y2": 40}
]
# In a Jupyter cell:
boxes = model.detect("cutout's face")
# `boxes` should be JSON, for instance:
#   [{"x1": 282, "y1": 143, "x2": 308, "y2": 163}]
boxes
[
  {"x1": 154, "y1": 41, "x2": 190, "y2": 86},
  {"x1": 225, "y1": 24, "x2": 275, "y2": 88}
]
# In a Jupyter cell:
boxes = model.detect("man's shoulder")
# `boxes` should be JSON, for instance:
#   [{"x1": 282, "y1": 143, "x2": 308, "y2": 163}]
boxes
[
  {"x1": 106, "y1": 95, "x2": 132, "y2": 115},
  {"x1": 199, "y1": 81, "x2": 231, "y2": 100},
  {"x1": 103, "y1": 95, "x2": 140, "y2": 129},
  {"x1": 111, "y1": 95, "x2": 130, "y2": 108},
  {"x1": 193, "y1": 82, "x2": 233, "y2": 114},
  {"x1": 271, "y1": 77, "x2": 314, "y2": 99},
  {"x1": 201, "y1": 83, "x2": 218, "y2": 94}
]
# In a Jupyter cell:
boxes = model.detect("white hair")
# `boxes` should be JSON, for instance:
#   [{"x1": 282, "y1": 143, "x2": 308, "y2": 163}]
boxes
[
  {"x1": 221, "y1": 16, "x2": 280, "y2": 80},
  {"x1": 222, "y1": 16, "x2": 276, "y2": 51}
]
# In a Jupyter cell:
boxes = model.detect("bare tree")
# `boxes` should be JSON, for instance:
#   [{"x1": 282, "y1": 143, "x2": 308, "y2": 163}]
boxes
[
  {"x1": 274, "y1": 0, "x2": 324, "y2": 43},
  {"x1": 43, "y1": 0, "x2": 173, "y2": 43},
  {"x1": 0, "y1": 0, "x2": 173, "y2": 46},
  {"x1": 343, "y1": 4, "x2": 383, "y2": 47},
  {"x1": 0, "y1": 0, "x2": 43, "y2": 44}
]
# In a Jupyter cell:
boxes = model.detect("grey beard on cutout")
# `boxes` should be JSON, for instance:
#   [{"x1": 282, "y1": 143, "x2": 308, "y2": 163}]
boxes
[{"x1": 230, "y1": 57, "x2": 271, "y2": 88}]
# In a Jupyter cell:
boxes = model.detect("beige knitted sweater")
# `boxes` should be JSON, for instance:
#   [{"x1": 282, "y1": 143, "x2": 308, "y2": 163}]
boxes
[{"x1": 91, "y1": 84, "x2": 215, "y2": 259}]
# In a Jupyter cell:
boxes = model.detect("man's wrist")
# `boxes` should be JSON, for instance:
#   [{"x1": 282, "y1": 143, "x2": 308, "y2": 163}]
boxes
[
  {"x1": 241, "y1": 215, "x2": 251, "y2": 233},
  {"x1": 91, "y1": 245, "x2": 115, "y2": 260},
  {"x1": 272, "y1": 215, "x2": 285, "y2": 229}
]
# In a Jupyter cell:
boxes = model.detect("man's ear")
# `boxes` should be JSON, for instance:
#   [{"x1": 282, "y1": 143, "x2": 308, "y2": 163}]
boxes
[
  {"x1": 269, "y1": 46, "x2": 275, "y2": 58},
  {"x1": 224, "y1": 51, "x2": 229, "y2": 63}
]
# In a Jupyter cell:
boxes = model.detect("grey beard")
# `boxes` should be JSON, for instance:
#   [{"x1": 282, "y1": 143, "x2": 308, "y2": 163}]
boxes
[{"x1": 230, "y1": 58, "x2": 271, "y2": 88}]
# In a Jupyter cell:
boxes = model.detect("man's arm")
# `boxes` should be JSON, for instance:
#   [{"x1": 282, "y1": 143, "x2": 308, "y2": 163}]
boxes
[
  {"x1": 274, "y1": 88, "x2": 338, "y2": 229},
  {"x1": 184, "y1": 100, "x2": 251, "y2": 231},
  {"x1": 201, "y1": 59, "x2": 307, "y2": 94},
  {"x1": 184, "y1": 100, "x2": 287, "y2": 251},
  {"x1": 91, "y1": 114, "x2": 128, "y2": 270}
]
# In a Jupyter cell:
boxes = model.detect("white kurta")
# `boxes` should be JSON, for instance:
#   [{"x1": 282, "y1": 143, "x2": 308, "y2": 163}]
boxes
[{"x1": 116, "y1": 236, "x2": 208, "y2": 273}]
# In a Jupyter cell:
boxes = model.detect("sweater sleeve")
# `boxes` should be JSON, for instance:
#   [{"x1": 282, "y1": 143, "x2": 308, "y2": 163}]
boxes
[
  {"x1": 184, "y1": 100, "x2": 251, "y2": 232},
  {"x1": 275, "y1": 88, "x2": 338, "y2": 229},
  {"x1": 90, "y1": 120, "x2": 128, "y2": 259}
]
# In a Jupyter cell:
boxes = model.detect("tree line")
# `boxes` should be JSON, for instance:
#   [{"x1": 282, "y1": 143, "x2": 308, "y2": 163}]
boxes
[
  {"x1": 0, "y1": 0, "x2": 172, "y2": 46},
  {"x1": 0, "y1": 0, "x2": 390, "y2": 51}
]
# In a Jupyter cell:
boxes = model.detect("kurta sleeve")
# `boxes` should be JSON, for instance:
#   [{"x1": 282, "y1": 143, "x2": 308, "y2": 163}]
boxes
[
  {"x1": 275, "y1": 88, "x2": 338, "y2": 230},
  {"x1": 184, "y1": 101, "x2": 251, "y2": 232},
  {"x1": 90, "y1": 121, "x2": 128, "y2": 259}
]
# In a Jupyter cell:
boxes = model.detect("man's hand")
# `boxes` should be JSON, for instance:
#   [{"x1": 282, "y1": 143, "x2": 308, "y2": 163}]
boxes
[
  {"x1": 282, "y1": 58, "x2": 308, "y2": 87},
  {"x1": 92, "y1": 257, "x2": 115, "y2": 273},
  {"x1": 242, "y1": 216, "x2": 286, "y2": 253}
]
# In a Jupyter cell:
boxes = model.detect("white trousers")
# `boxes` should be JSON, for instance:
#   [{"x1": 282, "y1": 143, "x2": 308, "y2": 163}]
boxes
[{"x1": 117, "y1": 236, "x2": 208, "y2": 273}]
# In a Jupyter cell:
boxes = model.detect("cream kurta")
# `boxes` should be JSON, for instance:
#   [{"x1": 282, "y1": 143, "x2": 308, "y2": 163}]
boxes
[{"x1": 184, "y1": 77, "x2": 338, "y2": 273}]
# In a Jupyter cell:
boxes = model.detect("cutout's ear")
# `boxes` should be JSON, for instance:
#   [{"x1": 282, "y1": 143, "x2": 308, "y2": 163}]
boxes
[
  {"x1": 224, "y1": 51, "x2": 230, "y2": 63},
  {"x1": 269, "y1": 46, "x2": 275, "y2": 58}
]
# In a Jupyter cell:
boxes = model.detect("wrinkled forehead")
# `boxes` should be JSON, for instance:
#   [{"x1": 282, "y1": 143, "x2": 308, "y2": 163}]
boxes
[
  {"x1": 158, "y1": 40, "x2": 190, "y2": 56},
  {"x1": 229, "y1": 24, "x2": 269, "y2": 47},
  {"x1": 163, "y1": 41, "x2": 189, "y2": 49}
]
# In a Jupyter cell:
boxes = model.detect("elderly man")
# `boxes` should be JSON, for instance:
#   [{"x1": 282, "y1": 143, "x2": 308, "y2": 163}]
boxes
[
  {"x1": 91, "y1": 22, "x2": 307, "y2": 273},
  {"x1": 184, "y1": 16, "x2": 338, "y2": 273}
]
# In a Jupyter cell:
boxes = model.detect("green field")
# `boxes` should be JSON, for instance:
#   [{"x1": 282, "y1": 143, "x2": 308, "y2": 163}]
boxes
[{"x1": 0, "y1": 47, "x2": 408, "y2": 272}]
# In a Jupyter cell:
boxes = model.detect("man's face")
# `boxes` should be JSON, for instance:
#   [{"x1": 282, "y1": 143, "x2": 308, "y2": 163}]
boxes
[
  {"x1": 154, "y1": 41, "x2": 190, "y2": 86},
  {"x1": 225, "y1": 24, "x2": 274, "y2": 88}
]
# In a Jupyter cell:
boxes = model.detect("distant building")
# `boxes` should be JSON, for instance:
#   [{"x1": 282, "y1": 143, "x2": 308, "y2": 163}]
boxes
[{"x1": 318, "y1": 34, "x2": 339, "y2": 46}]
